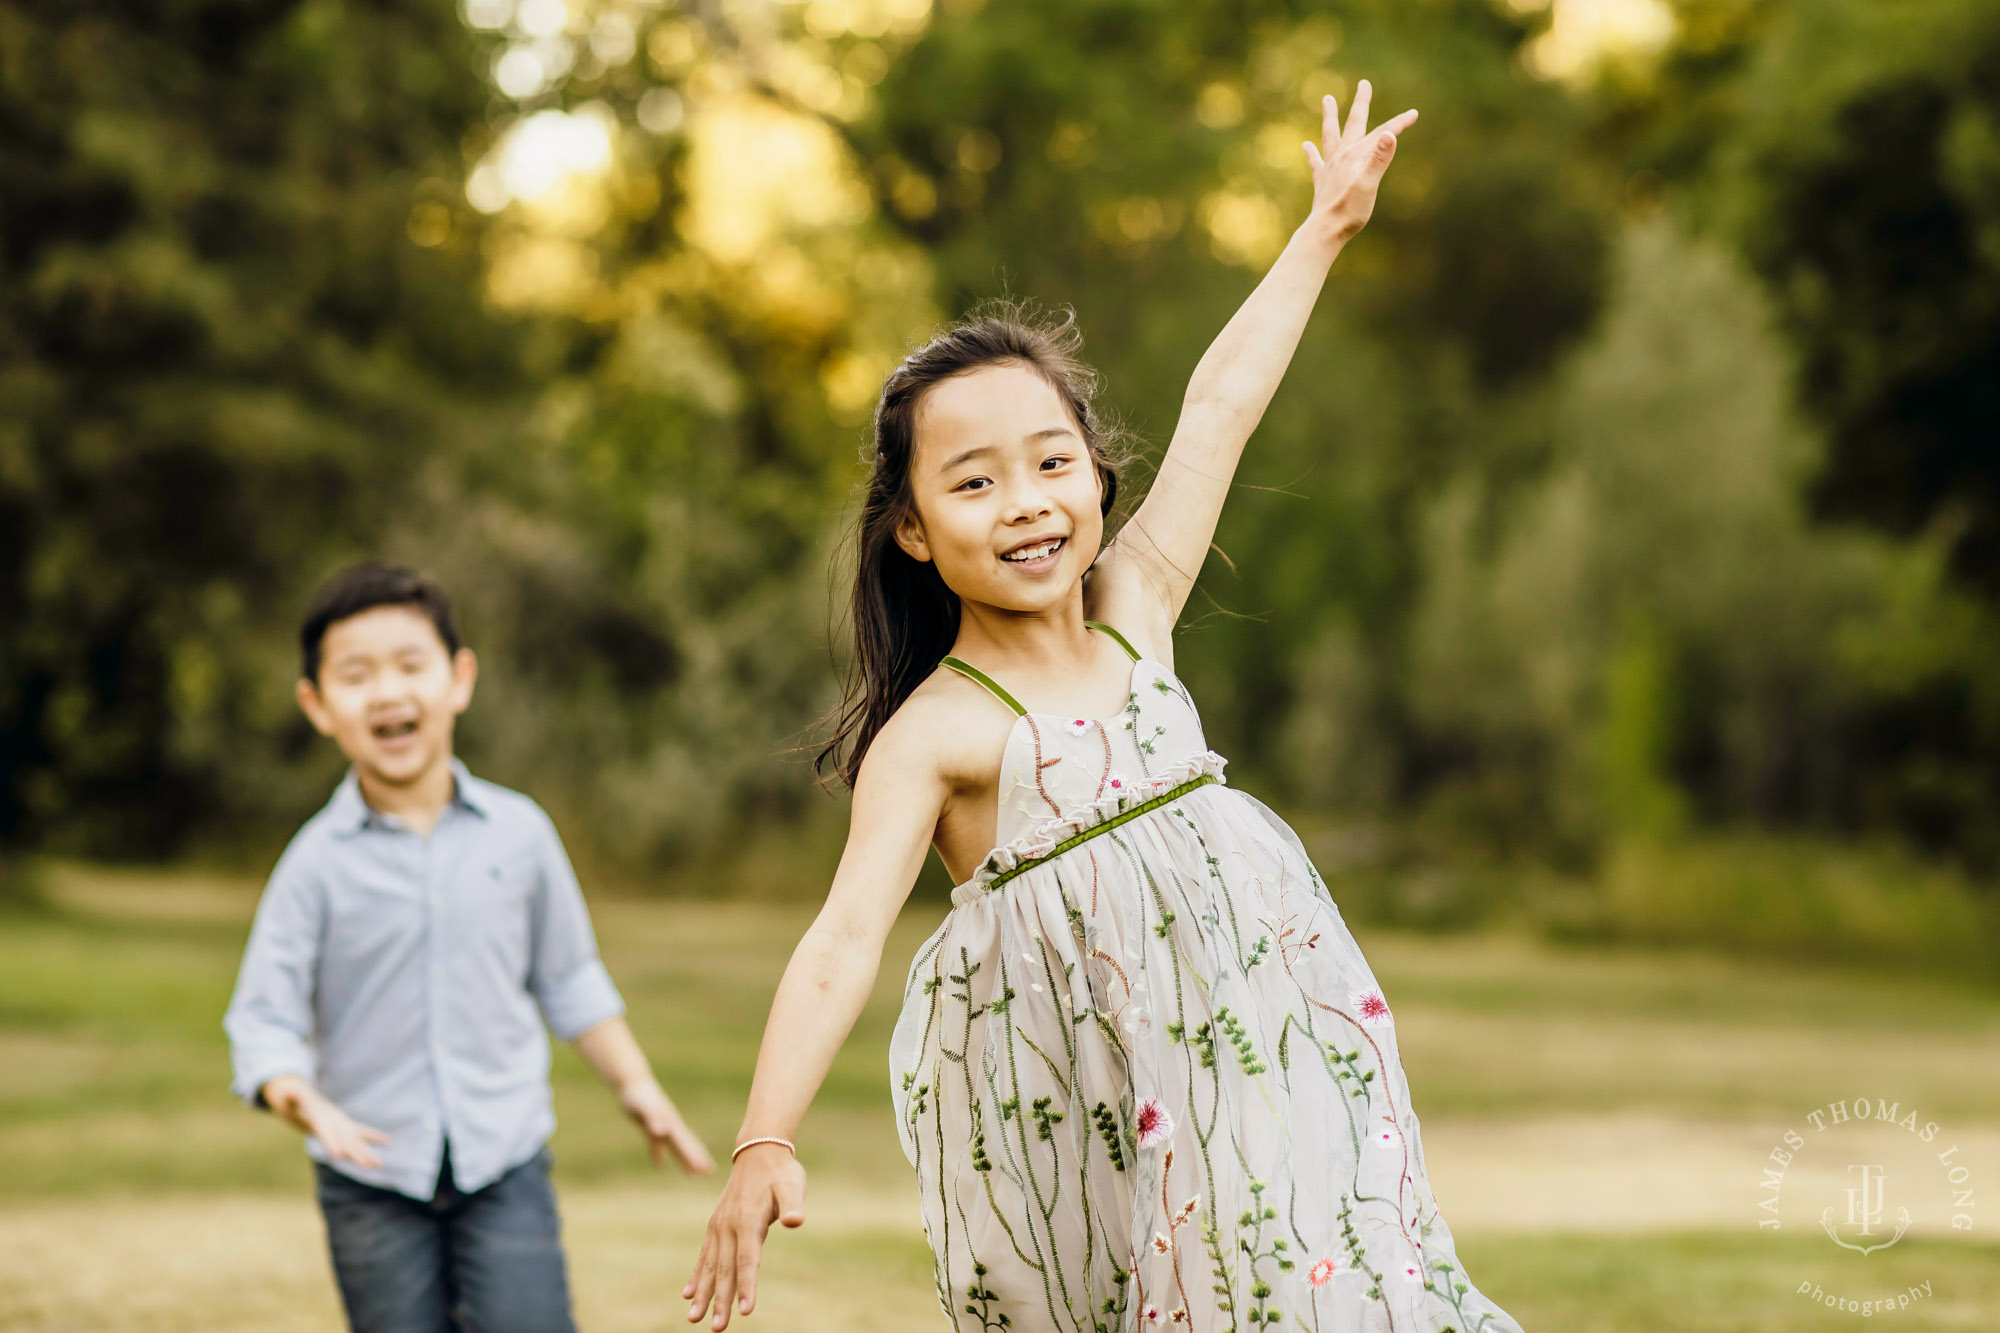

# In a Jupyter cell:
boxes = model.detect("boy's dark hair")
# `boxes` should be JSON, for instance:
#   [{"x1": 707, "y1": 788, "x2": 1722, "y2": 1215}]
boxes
[
  {"x1": 815, "y1": 303, "x2": 1132, "y2": 789},
  {"x1": 299, "y1": 562, "x2": 460, "y2": 682}
]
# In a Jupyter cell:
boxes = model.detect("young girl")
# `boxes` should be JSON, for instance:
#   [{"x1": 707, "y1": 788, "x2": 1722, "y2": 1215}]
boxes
[{"x1": 684, "y1": 80, "x2": 1523, "y2": 1333}]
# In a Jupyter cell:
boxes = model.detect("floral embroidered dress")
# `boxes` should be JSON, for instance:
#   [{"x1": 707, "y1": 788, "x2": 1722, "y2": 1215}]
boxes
[{"x1": 890, "y1": 622, "x2": 1523, "y2": 1333}]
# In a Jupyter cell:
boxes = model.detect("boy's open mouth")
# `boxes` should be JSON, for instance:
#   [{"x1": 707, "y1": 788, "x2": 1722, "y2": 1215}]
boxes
[
  {"x1": 371, "y1": 718, "x2": 419, "y2": 740},
  {"x1": 1001, "y1": 537, "x2": 1065, "y2": 565}
]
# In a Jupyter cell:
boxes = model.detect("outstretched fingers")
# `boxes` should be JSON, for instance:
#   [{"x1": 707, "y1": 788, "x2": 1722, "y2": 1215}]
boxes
[
  {"x1": 733, "y1": 1231, "x2": 765, "y2": 1320},
  {"x1": 1377, "y1": 108, "x2": 1420, "y2": 143},
  {"x1": 685, "y1": 1234, "x2": 712, "y2": 1318},
  {"x1": 325, "y1": 1120, "x2": 390, "y2": 1170},
  {"x1": 688, "y1": 1230, "x2": 731, "y2": 1325},
  {"x1": 1365, "y1": 109, "x2": 1420, "y2": 178},
  {"x1": 1343, "y1": 77, "x2": 1374, "y2": 145},
  {"x1": 671, "y1": 1122, "x2": 718, "y2": 1175},
  {"x1": 709, "y1": 1229, "x2": 742, "y2": 1330},
  {"x1": 1313, "y1": 85, "x2": 1418, "y2": 174}
]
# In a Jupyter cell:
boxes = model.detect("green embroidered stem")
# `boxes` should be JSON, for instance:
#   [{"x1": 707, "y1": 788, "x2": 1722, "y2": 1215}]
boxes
[
  {"x1": 1241, "y1": 1177, "x2": 1293, "y2": 1327},
  {"x1": 984, "y1": 774, "x2": 1219, "y2": 891}
]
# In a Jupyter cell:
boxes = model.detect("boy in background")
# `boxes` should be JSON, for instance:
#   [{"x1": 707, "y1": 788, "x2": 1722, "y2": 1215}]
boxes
[{"x1": 225, "y1": 562, "x2": 713, "y2": 1332}]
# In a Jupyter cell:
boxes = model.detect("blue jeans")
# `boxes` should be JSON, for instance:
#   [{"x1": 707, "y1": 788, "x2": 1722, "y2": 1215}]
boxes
[{"x1": 315, "y1": 1144, "x2": 576, "y2": 1333}]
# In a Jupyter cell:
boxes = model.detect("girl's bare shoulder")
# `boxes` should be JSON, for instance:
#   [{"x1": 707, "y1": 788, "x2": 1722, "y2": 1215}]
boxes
[{"x1": 871, "y1": 664, "x2": 1018, "y2": 790}]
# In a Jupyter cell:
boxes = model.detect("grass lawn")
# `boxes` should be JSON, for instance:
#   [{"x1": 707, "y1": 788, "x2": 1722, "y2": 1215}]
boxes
[{"x1": 2, "y1": 862, "x2": 1996, "y2": 1330}]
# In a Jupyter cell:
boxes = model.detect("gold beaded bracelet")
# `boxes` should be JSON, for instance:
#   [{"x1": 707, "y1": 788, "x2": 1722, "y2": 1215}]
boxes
[{"x1": 731, "y1": 1136, "x2": 796, "y2": 1163}]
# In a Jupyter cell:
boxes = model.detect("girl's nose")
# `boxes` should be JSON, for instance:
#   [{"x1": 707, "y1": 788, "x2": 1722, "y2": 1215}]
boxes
[{"x1": 1001, "y1": 483, "x2": 1053, "y2": 524}]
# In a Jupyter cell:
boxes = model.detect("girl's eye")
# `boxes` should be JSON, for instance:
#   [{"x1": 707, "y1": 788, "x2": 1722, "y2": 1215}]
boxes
[
  {"x1": 1041, "y1": 455, "x2": 1072, "y2": 472},
  {"x1": 956, "y1": 477, "x2": 992, "y2": 492}
]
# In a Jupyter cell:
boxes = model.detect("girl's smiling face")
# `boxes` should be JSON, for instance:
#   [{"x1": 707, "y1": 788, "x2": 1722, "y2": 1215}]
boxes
[{"x1": 894, "y1": 361, "x2": 1106, "y2": 614}]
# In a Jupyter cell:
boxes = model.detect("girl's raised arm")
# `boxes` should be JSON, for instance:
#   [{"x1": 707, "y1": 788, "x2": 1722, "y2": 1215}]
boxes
[
  {"x1": 681, "y1": 708, "x2": 948, "y2": 1330},
  {"x1": 1103, "y1": 79, "x2": 1417, "y2": 632}
]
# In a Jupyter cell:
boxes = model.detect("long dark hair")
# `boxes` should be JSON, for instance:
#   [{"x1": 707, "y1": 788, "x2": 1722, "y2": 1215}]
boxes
[{"x1": 815, "y1": 305, "x2": 1131, "y2": 788}]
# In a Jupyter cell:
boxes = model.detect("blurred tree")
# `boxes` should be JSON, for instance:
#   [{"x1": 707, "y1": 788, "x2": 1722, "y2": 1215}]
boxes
[
  {"x1": 1727, "y1": 0, "x2": 2000, "y2": 597},
  {"x1": 9, "y1": 0, "x2": 1993, "y2": 897},
  {"x1": 0, "y1": 0, "x2": 523, "y2": 856},
  {"x1": 1409, "y1": 215, "x2": 1893, "y2": 864},
  {"x1": 1409, "y1": 211, "x2": 2000, "y2": 874},
  {"x1": 844, "y1": 0, "x2": 1615, "y2": 804},
  {"x1": 1491, "y1": 0, "x2": 2000, "y2": 874}
]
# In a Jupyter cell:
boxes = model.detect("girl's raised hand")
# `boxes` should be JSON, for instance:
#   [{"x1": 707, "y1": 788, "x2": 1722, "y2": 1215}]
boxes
[
  {"x1": 683, "y1": 1143, "x2": 807, "y2": 1330},
  {"x1": 1301, "y1": 78, "x2": 1418, "y2": 244}
]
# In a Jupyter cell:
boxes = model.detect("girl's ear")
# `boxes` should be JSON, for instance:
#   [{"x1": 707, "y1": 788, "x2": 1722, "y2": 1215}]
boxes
[{"x1": 893, "y1": 510, "x2": 933, "y2": 563}]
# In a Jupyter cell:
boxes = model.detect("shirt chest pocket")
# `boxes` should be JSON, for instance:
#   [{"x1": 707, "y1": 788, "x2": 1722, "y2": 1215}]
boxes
[{"x1": 453, "y1": 859, "x2": 540, "y2": 976}]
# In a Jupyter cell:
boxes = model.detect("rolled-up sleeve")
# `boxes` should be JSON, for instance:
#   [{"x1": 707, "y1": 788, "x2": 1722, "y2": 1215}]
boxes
[
  {"x1": 525, "y1": 811, "x2": 625, "y2": 1042},
  {"x1": 224, "y1": 847, "x2": 325, "y2": 1106}
]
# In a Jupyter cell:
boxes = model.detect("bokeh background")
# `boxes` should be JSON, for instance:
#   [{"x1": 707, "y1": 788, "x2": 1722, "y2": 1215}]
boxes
[{"x1": 2, "y1": 0, "x2": 1997, "y2": 1329}]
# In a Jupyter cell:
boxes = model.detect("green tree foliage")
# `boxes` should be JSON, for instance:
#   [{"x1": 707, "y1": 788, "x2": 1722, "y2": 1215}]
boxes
[
  {"x1": 1410, "y1": 213, "x2": 2000, "y2": 871},
  {"x1": 1411, "y1": 216, "x2": 1884, "y2": 860},
  {"x1": 1725, "y1": 0, "x2": 2000, "y2": 595},
  {"x1": 6, "y1": 0, "x2": 2000, "y2": 895},
  {"x1": 0, "y1": 0, "x2": 524, "y2": 855},
  {"x1": 848, "y1": 0, "x2": 1614, "y2": 805}
]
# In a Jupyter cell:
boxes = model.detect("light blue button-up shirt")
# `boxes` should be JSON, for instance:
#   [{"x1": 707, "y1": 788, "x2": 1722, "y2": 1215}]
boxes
[{"x1": 224, "y1": 760, "x2": 625, "y2": 1199}]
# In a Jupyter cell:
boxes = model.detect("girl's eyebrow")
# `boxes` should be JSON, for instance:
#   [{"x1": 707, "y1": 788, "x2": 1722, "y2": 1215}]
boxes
[
  {"x1": 939, "y1": 427, "x2": 1077, "y2": 473},
  {"x1": 938, "y1": 443, "x2": 997, "y2": 473}
]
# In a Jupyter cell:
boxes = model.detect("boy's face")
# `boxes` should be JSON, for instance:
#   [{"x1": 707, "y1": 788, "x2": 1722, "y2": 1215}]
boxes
[
  {"x1": 296, "y1": 605, "x2": 478, "y2": 791},
  {"x1": 895, "y1": 362, "x2": 1106, "y2": 616}
]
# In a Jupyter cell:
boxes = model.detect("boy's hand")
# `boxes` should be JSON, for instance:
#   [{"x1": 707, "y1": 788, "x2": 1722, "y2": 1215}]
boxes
[
  {"x1": 620, "y1": 1076, "x2": 717, "y2": 1174},
  {"x1": 684, "y1": 1144, "x2": 806, "y2": 1330},
  {"x1": 260, "y1": 1074, "x2": 391, "y2": 1170},
  {"x1": 1301, "y1": 77, "x2": 1419, "y2": 245}
]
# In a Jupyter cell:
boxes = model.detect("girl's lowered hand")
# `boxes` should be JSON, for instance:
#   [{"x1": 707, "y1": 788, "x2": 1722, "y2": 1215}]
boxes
[
  {"x1": 684, "y1": 1142, "x2": 807, "y2": 1330},
  {"x1": 1301, "y1": 77, "x2": 1419, "y2": 245}
]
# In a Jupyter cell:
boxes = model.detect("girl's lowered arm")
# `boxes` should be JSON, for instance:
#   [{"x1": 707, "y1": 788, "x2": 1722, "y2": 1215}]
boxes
[
  {"x1": 1106, "y1": 80, "x2": 1418, "y2": 629},
  {"x1": 682, "y1": 707, "x2": 948, "y2": 1331}
]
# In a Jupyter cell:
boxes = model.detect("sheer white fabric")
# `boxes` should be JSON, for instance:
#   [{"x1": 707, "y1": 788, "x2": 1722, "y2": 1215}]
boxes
[{"x1": 890, "y1": 649, "x2": 1523, "y2": 1332}]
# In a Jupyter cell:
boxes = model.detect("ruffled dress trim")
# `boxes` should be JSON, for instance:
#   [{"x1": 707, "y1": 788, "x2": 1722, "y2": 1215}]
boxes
[{"x1": 950, "y1": 749, "x2": 1229, "y2": 906}]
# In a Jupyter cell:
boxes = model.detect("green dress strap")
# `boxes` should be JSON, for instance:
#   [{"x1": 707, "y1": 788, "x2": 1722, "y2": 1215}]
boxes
[
  {"x1": 939, "y1": 656, "x2": 1026, "y2": 716},
  {"x1": 1085, "y1": 620, "x2": 1143, "y2": 662}
]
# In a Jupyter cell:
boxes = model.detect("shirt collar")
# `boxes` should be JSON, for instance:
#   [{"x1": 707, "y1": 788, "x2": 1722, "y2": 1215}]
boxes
[
  {"x1": 447, "y1": 758, "x2": 492, "y2": 818},
  {"x1": 329, "y1": 757, "x2": 490, "y2": 836}
]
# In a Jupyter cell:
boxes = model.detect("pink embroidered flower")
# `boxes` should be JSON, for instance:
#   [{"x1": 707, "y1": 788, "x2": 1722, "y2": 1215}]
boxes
[
  {"x1": 1306, "y1": 1257, "x2": 1337, "y2": 1288},
  {"x1": 1399, "y1": 1260, "x2": 1424, "y2": 1283},
  {"x1": 1352, "y1": 988, "x2": 1392, "y2": 1024},
  {"x1": 1065, "y1": 717, "x2": 1092, "y2": 735},
  {"x1": 1106, "y1": 772, "x2": 1128, "y2": 792},
  {"x1": 1135, "y1": 1098, "x2": 1174, "y2": 1149},
  {"x1": 1374, "y1": 1126, "x2": 1397, "y2": 1149},
  {"x1": 1142, "y1": 1307, "x2": 1162, "y2": 1325}
]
